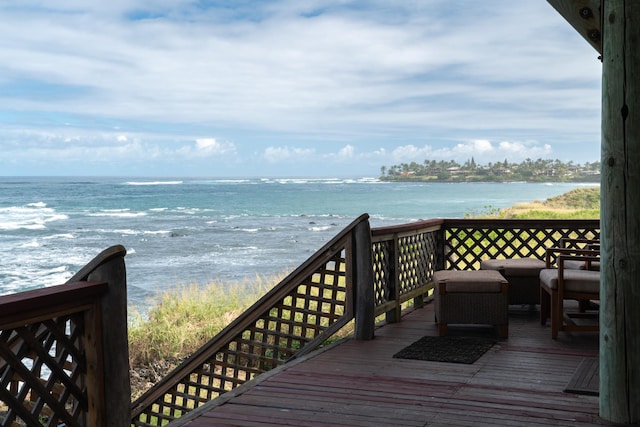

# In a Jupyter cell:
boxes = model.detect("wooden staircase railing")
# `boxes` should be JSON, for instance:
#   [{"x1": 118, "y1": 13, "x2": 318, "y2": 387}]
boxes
[
  {"x1": 0, "y1": 245, "x2": 128, "y2": 427},
  {"x1": 130, "y1": 215, "x2": 373, "y2": 426}
]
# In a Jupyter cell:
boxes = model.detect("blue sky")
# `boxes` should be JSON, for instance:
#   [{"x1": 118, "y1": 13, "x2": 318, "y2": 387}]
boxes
[{"x1": 0, "y1": 1, "x2": 602, "y2": 177}]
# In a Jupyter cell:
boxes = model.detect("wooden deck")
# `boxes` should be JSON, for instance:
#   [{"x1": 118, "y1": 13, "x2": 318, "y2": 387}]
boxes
[{"x1": 170, "y1": 303, "x2": 608, "y2": 427}]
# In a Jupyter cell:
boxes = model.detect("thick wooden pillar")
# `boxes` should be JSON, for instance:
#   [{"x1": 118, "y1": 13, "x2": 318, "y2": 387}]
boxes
[{"x1": 600, "y1": 0, "x2": 640, "y2": 423}]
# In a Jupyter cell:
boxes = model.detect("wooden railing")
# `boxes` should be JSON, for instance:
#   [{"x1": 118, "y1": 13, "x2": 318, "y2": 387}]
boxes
[
  {"x1": 370, "y1": 219, "x2": 444, "y2": 323},
  {"x1": 367, "y1": 218, "x2": 598, "y2": 321},
  {"x1": 441, "y1": 219, "x2": 600, "y2": 270},
  {"x1": 0, "y1": 245, "x2": 128, "y2": 427},
  {"x1": 130, "y1": 215, "x2": 373, "y2": 426},
  {"x1": 0, "y1": 217, "x2": 603, "y2": 426},
  {"x1": 130, "y1": 216, "x2": 601, "y2": 426}
]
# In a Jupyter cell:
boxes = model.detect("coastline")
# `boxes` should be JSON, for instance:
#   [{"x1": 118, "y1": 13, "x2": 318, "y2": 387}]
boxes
[{"x1": 379, "y1": 176, "x2": 600, "y2": 184}]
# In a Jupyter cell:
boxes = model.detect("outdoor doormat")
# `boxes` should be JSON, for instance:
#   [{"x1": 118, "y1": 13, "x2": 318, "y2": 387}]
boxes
[
  {"x1": 393, "y1": 336, "x2": 496, "y2": 364},
  {"x1": 564, "y1": 357, "x2": 599, "y2": 396}
]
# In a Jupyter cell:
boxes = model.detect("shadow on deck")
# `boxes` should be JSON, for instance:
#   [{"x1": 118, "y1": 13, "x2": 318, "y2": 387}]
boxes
[{"x1": 170, "y1": 303, "x2": 605, "y2": 427}]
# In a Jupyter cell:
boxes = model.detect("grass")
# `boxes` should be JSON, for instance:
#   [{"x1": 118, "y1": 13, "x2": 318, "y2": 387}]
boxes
[
  {"x1": 474, "y1": 187, "x2": 600, "y2": 219},
  {"x1": 128, "y1": 275, "x2": 281, "y2": 400},
  {"x1": 128, "y1": 275, "x2": 279, "y2": 367},
  {"x1": 127, "y1": 271, "x2": 354, "y2": 400}
]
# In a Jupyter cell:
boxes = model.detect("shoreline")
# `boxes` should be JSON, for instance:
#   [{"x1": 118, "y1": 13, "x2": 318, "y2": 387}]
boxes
[{"x1": 379, "y1": 177, "x2": 601, "y2": 184}]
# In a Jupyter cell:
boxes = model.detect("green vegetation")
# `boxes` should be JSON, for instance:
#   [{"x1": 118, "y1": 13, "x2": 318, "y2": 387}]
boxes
[
  {"x1": 381, "y1": 158, "x2": 600, "y2": 183},
  {"x1": 128, "y1": 273, "x2": 354, "y2": 398},
  {"x1": 128, "y1": 276, "x2": 278, "y2": 366},
  {"x1": 128, "y1": 275, "x2": 280, "y2": 398},
  {"x1": 470, "y1": 187, "x2": 600, "y2": 219}
]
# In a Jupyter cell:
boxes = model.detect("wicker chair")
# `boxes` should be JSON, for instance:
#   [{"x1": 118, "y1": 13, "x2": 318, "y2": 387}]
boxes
[
  {"x1": 539, "y1": 247, "x2": 600, "y2": 339},
  {"x1": 559, "y1": 238, "x2": 601, "y2": 271}
]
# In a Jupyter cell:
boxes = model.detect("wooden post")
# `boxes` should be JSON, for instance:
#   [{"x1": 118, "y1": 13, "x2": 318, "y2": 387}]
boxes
[
  {"x1": 354, "y1": 219, "x2": 375, "y2": 340},
  {"x1": 436, "y1": 225, "x2": 446, "y2": 271},
  {"x1": 600, "y1": 1, "x2": 640, "y2": 424},
  {"x1": 69, "y1": 245, "x2": 130, "y2": 426},
  {"x1": 386, "y1": 234, "x2": 401, "y2": 323}
]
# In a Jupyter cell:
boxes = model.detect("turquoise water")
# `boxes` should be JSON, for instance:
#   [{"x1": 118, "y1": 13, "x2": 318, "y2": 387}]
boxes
[{"x1": 0, "y1": 177, "x2": 597, "y2": 309}]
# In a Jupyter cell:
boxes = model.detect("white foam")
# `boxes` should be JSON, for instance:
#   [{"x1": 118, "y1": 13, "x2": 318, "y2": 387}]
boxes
[
  {"x1": 235, "y1": 228, "x2": 259, "y2": 233},
  {"x1": 213, "y1": 179, "x2": 251, "y2": 184},
  {"x1": 143, "y1": 230, "x2": 172, "y2": 235},
  {"x1": 27, "y1": 202, "x2": 47, "y2": 208},
  {"x1": 18, "y1": 240, "x2": 40, "y2": 248},
  {"x1": 125, "y1": 181, "x2": 183, "y2": 186},
  {"x1": 0, "y1": 204, "x2": 66, "y2": 230},
  {"x1": 112, "y1": 229, "x2": 140, "y2": 235},
  {"x1": 89, "y1": 210, "x2": 147, "y2": 218},
  {"x1": 43, "y1": 233, "x2": 75, "y2": 240},
  {"x1": 309, "y1": 225, "x2": 333, "y2": 231}
]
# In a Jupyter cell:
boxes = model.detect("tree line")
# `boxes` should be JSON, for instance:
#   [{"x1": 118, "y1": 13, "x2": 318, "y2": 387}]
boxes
[{"x1": 380, "y1": 158, "x2": 601, "y2": 182}]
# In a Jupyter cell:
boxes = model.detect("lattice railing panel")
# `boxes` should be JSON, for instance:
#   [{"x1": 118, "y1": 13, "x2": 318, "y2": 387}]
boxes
[
  {"x1": 131, "y1": 250, "x2": 351, "y2": 427},
  {"x1": 443, "y1": 220, "x2": 600, "y2": 270},
  {"x1": 1, "y1": 313, "x2": 89, "y2": 427},
  {"x1": 397, "y1": 232, "x2": 438, "y2": 298},
  {"x1": 371, "y1": 226, "x2": 439, "y2": 312},
  {"x1": 372, "y1": 240, "x2": 393, "y2": 307}
]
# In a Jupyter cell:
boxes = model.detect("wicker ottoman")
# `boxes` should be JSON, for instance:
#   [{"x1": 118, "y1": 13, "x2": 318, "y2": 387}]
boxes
[
  {"x1": 434, "y1": 270, "x2": 509, "y2": 338},
  {"x1": 480, "y1": 258, "x2": 546, "y2": 306}
]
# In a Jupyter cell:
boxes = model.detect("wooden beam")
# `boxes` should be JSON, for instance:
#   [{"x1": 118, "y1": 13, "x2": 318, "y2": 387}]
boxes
[
  {"x1": 547, "y1": 0, "x2": 602, "y2": 54},
  {"x1": 600, "y1": 0, "x2": 640, "y2": 424}
]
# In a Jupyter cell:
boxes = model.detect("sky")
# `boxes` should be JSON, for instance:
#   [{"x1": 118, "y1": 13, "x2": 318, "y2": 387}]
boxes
[{"x1": 0, "y1": 1, "x2": 603, "y2": 177}]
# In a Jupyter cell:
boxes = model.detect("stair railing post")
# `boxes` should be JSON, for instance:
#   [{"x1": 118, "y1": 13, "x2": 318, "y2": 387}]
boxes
[
  {"x1": 353, "y1": 219, "x2": 375, "y2": 340},
  {"x1": 83, "y1": 246, "x2": 130, "y2": 426}
]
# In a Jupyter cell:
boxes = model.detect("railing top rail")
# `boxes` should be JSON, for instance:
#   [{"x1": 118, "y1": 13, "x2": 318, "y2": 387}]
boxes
[
  {"x1": 440, "y1": 218, "x2": 600, "y2": 227},
  {"x1": 371, "y1": 218, "x2": 444, "y2": 236},
  {"x1": 66, "y1": 244, "x2": 127, "y2": 283},
  {"x1": 0, "y1": 281, "x2": 107, "y2": 326},
  {"x1": 370, "y1": 218, "x2": 599, "y2": 240}
]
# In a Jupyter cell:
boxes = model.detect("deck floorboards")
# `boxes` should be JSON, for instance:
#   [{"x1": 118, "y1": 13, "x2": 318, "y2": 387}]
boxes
[{"x1": 173, "y1": 303, "x2": 609, "y2": 426}]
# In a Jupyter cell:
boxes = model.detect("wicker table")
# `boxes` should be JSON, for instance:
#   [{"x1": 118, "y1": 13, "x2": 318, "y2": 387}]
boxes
[
  {"x1": 480, "y1": 258, "x2": 546, "y2": 306},
  {"x1": 434, "y1": 270, "x2": 509, "y2": 338}
]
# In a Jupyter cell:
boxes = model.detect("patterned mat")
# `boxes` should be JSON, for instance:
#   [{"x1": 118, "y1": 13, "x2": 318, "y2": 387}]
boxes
[{"x1": 393, "y1": 336, "x2": 496, "y2": 364}]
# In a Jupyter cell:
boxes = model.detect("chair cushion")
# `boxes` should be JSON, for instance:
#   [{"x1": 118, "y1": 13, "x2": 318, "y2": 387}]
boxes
[
  {"x1": 434, "y1": 270, "x2": 507, "y2": 293},
  {"x1": 539, "y1": 268, "x2": 600, "y2": 293},
  {"x1": 564, "y1": 260, "x2": 601, "y2": 271},
  {"x1": 481, "y1": 258, "x2": 546, "y2": 276}
]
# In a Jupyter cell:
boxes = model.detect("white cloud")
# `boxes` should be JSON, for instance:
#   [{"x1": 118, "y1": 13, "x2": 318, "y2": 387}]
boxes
[
  {"x1": 178, "y1": 138, "x2": 237, "y2": 157},
  {"x1": 0, "y1": 1, "x2": 603, "y2": 176},
  {"x1": 325, "y1": 144, "x2": 356, "y2": 161},
  {"x1": 390, "y1": 145, "x2": 434, "y2": 161},
  {"x1": 263, "y1": 146, "x2": 316, "y2": 163},
  {"x1": 385, "y1": 140, "x2": 554, "y2": 166},
  {"x1": 497, "y1": 141, "x2": 553, "y2": 160}
]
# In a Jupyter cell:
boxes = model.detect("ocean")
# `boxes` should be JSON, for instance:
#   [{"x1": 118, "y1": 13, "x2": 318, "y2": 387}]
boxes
[{"x1": 0, "y1": 177, "x2": 597, "y2": 312}]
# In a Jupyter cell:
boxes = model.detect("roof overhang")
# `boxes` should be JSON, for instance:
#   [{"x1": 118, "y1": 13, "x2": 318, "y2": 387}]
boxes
[{"x1": 547, "y1": 0, "x2": 602, "y2": 54}]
